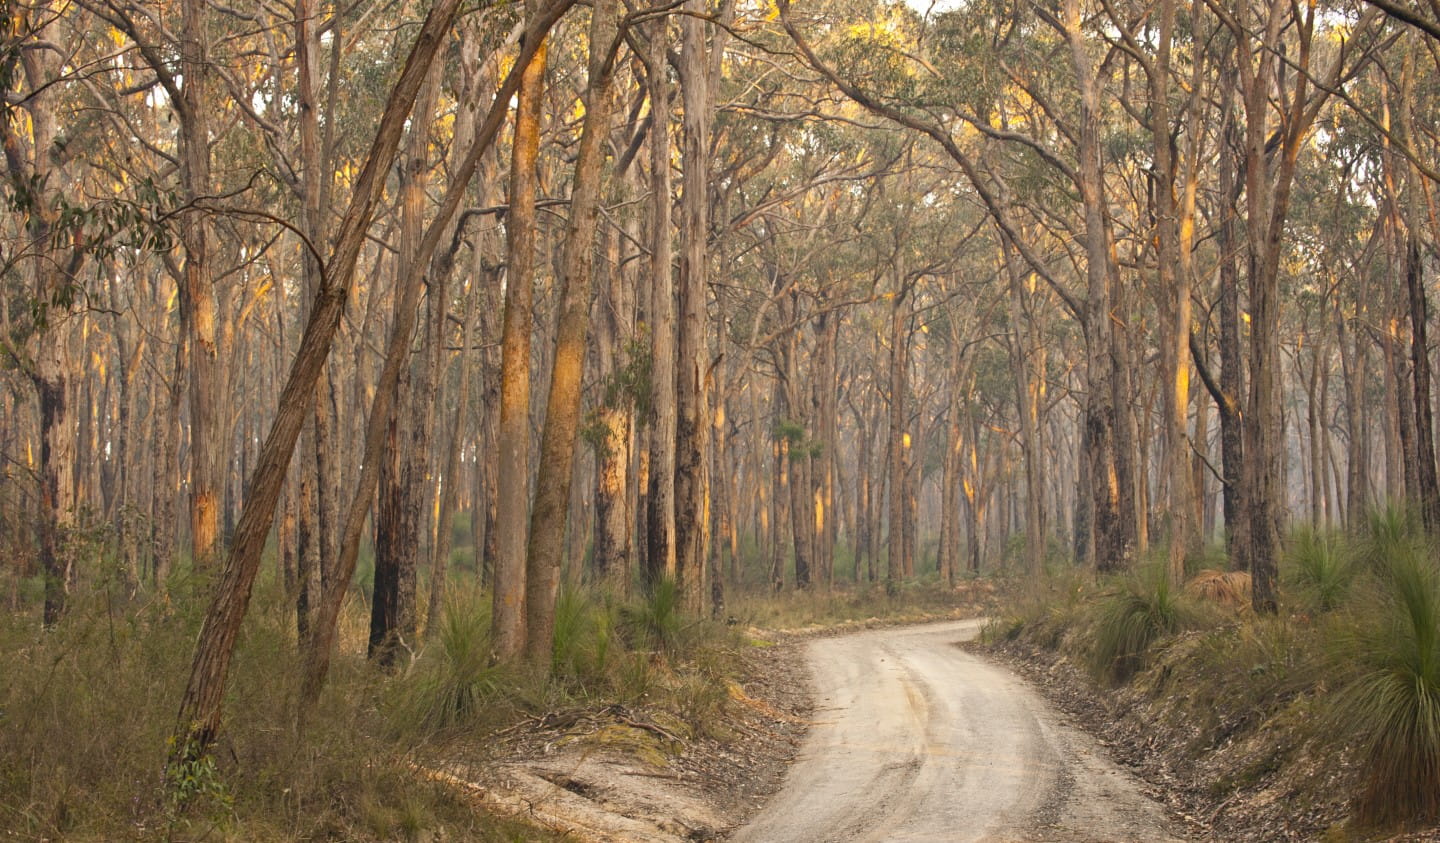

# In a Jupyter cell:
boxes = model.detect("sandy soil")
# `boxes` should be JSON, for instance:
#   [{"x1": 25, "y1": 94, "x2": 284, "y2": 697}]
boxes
[{"x1": 731, "y1": 619, "x2": 1186, "y2": 842}]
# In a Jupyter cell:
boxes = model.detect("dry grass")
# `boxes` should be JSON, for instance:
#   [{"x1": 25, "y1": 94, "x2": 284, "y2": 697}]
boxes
[
  {"x1": 0, "y1": 574, "x2": 561, "y2": 841},
  {"x1": 1184, "y1": 569, "x2": 1251, "y2": 608}
]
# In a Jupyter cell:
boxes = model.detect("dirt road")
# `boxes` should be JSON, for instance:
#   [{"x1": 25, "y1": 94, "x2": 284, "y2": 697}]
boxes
[{"x1": 731, "y1": 619, "x2": 1184, "y2": 842}]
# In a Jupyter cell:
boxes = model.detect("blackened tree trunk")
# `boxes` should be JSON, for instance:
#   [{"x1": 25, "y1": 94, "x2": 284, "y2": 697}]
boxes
[
  {"x1": 371, "y1": 61, "x2": 444, "y2": 666},
  {"x1": 173, "y1": 0, "x2": 470, "y2": 760},
  {"x1": 1407, "y1": 234, "x2": 1440, "y2": 528}
]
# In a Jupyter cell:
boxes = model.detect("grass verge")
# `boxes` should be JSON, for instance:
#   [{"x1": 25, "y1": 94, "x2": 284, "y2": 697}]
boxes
[{"x1": 984, "y1": 513, "x2": 1440, "y2": 840}]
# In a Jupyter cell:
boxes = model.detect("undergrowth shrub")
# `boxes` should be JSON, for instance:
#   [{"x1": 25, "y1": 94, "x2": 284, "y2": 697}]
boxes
[
  {"x1": 1330, "y1": 522, "x2": 1440, "y2": 827},
  {"x1": 1090, "y1": 564, "x2": 1202, "y2": 684}
]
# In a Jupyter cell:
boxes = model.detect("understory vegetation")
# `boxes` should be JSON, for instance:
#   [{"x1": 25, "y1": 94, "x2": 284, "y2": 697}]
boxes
[
  {"x1": 988, "y1": 507, "x2": 1440, "y2": 838},
  {"x1": 0, "y1": 557, "x2": 980, "y2": 840}
]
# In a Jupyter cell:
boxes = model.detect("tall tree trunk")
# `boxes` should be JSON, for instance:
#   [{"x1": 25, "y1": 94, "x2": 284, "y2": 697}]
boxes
[
  {"x1": 522, "y1": 0, "x2": 618, "y2": 664},
  {"x1": 491, "y1": 31, "x2": 548, "y2": 660},
  {"x1": 645, "y1": 19, "x2": 678, "y2": 591},
  {"x1": 8, "y1": 21, "x2": 78, "y2": 624},
  {"x1": 1001, "y1": 240, "x2": 1044, "y2": 572},
  {"x1": 886, "y1": 281, "x2": 909, "y2": 586},
  {"x1": 173, "y1": 0, "x2": 531, "y2": 759},
  {"x1": 1406, "y1": 228, "x2": 1439, "y2": 530},
  {"x1": 372, "y1": 62, "x2": 444, "y2": 666},
  {"x1": 770, "y1": 378, "x2": 788, "y2": 592},
  {"x1": 179, "y1": 0, "x2": 223, "y2": 570},
  {"x1": 592, "y1": 176, "x2": 636, "y2": 590},
  {"x1": 426, "y1": 279, "x2": 477, "y2": 636},
  {"x1": 1063, "y1": 0, "x2": 1126, "y2": 572},
  {"x1": 1339, "y1": 308, "x2": 1370, "y2": 525},
  {"x1": 1145, "y1": 0, "x2": 1197, "y2": 581},
  {"x1": 675, "y1": 0, "x2": 713, "y2": 614}
]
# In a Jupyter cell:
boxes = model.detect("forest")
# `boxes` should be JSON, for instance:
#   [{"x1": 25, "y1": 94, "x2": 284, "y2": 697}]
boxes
[{"x1": 4, "y1": 0, "x2": 1440, "y2": 837}]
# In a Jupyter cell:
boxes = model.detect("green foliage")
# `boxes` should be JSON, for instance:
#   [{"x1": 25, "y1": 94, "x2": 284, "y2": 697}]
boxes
[
  {"x1": 551, "y1": 587, "x2": 614, "y2": 683},
  {"x1": 1285, "y1": 527, "x2": 1354, "y2": 613},
  {"x1": 164, "y1": 735, "x2": 233, "y2": 828},
  {"x1": 1089, "y1": 564, "x2": 1197, "y2": 684},
  {"x1": 773, "y1": 418, "x2": 806, "y2": 444},
  {"x1": 397, "y1": 599, "x2": 504, "y2": 734},
  {"x1": 584, "y1": 335, "x2": 652, "y2": 455},
  {"x1": 1330, "y1": 533, "x2": 1440, "y2": 826},
  {"x1": 773, "y1": 418, "x2": 823, "y2": 461},
  {"x1": 620, "y1": 577, "x2": 684, "y2": 654},
  {"x1": 3, "y1": 172, "x2": 176, "y2": 334}
]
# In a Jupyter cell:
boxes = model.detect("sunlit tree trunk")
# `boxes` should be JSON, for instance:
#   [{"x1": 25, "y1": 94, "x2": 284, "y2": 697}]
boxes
[
  {"x1": 522, "y1": 0, "x2": 619, "y2": 663},
  {"x1": 492, "y1": 31, "x2": 548, "y2": 660},
  {"x1": 179, "y1": 0, "x2": 224, "y2": 570}
]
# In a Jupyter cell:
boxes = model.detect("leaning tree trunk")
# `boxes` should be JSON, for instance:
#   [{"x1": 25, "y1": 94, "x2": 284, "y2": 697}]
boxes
[{"x1": 174, "y1": 0, "x2": 566, "y2": 760}]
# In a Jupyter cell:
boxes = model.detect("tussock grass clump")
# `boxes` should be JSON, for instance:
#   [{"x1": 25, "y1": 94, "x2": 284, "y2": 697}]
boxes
[
  {"x1": 1090, "y1": 564, "x2": 1201, "y2": 684},
  {"x1": 620, "y1": 576, "x2": 685, "y2": 654},
  {"x1": 551, "y1": 586, "x2": 615, "y2": 681},
  {"x1": 1285, "y1": 527, "x2": 1353, "y2": 613},
  {"x1": 1330, "y1": 526, "x2": 1440, "y2": 827},
  {"x1": 393, "y1": 597, "x2": 506, "y2": 735},
  {"x1": 1355, "y1": 506, "x2": 1426, "y2": 576}
]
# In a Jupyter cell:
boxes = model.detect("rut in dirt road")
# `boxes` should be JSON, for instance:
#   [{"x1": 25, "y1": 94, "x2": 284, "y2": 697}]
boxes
[{"x1": 730, "y1": 619, "x2": 1184, "y2": 842}]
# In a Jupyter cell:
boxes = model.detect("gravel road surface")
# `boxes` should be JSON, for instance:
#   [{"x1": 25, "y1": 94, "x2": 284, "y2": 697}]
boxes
[{"x1": 731, "y1": 619, "x2": 1184, "y2": 842}]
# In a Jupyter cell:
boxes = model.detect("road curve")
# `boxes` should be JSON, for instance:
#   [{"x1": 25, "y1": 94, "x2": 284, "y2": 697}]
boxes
[{"x1": 731, "y1": 620, "x2": 1184, "y2": 842}]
